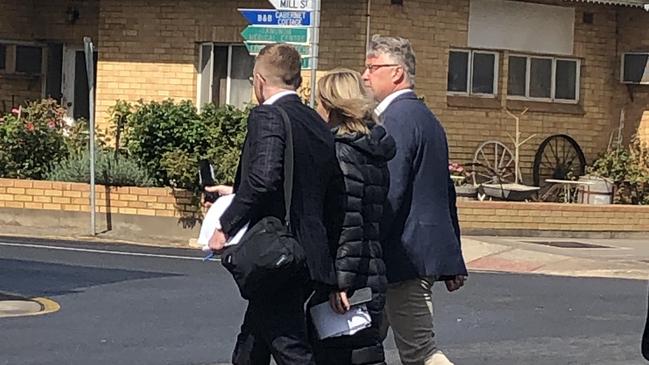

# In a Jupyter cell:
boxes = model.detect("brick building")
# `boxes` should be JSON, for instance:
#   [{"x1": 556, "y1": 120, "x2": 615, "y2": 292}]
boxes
[{"x1": 1, "y1": 0, "x2": 648, "y2": 180}]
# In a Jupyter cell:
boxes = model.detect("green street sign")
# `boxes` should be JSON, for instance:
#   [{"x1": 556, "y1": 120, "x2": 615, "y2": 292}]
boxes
[
  {"x1": 245, "y1": 42, "x2": 310, "y2": 57},
  {"x1": 301, "y1": 57, "x2": 313, "y2": 70},
  {"x1": 241, "y1": 26, "x2": 309, "y2": 43}
]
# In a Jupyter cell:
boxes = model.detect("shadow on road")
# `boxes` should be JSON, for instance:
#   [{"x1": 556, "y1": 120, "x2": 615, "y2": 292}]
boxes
[{"x1": 0, "y1": 258, "x2": 178, "y2": 297}]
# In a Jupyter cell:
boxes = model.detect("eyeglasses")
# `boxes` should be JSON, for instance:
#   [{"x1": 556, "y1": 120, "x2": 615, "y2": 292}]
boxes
[{"x1": 364, "y1": 64, "x2": 400, "y2": 73}]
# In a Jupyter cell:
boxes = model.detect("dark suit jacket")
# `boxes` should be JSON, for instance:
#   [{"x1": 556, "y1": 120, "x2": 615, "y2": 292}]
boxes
[
  {"x1": 220, "y1": 94, "x2": 340, "y2": 286},
  {"x1": 379, "y1": 91, "x2": 468, "y2": 283}
]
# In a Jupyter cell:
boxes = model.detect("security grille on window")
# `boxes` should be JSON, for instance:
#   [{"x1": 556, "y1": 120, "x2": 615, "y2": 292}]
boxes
[
  {"x1": 507, "y1": 55, "x2": 580, "y2": 103},
  {"x1": 198, "y1": 44, "x2": 255, "y2": 109},
  {"x1": 447, "y1": 49, "x2": 498, "y2": 96}
]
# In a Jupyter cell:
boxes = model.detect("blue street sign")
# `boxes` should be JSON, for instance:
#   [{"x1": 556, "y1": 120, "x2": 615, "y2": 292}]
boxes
[{"x1": 239, "y1": 9, "x2": 312, "y2": 26}]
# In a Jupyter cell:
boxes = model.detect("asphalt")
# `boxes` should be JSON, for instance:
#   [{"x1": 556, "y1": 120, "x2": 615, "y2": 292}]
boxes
[{"x1": 0, "y1": 235, "x2": 648, "y2": 364}]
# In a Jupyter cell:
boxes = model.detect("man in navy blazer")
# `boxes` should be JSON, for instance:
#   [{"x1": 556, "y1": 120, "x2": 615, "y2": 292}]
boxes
[{"x1": 363, "y1": 35, "x2": 467, "y2": 365}]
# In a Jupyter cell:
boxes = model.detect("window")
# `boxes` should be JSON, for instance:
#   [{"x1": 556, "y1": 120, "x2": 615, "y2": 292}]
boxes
[
  {"x1": 0, "y1": 44, "x2": 5, "y2": 70},
  {"x1": 447, "y1": 49, "x2": 498, "y2": 97},
  {"x1": 15, "y1": 45, "x2": 43, "y2": 74},
  {"x1": 198, "y1": 44, "x2": 255, "y2": 109},
  {"x1": 507, "y1": 55, "x2": 580, "y2": 103}
]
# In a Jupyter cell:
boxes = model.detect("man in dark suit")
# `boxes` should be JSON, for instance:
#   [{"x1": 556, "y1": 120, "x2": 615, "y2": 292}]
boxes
[
  {"x1": 362, "y1": 35, "x2": 468, "y2": 365},
  {"x1": 208, "y1": 44, "x2": 340, "y2": 365}
]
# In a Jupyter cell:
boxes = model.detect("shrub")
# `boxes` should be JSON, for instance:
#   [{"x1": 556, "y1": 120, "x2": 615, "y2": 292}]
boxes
[
  {"x1": 124, "y1": 99, "x2": 203, "y2": 188},
  {"x1": 0, "y1": 99, "x2": 68, "y2": 180},
  {"x1": 123, "y1": 99, "x2": 248, "y2": 190},
  {"x1": 65, "y1": 117, "x2": 107, "y2": 156},
  {"x1": 47, "y1": 149, "x2": 154, "y2": 187},
  {"x1": 201, "y1": 103, "x2": 249, "y2": 185},
  {"x1": 588, "y1": 137, "x2": 649, "y2": 205}
]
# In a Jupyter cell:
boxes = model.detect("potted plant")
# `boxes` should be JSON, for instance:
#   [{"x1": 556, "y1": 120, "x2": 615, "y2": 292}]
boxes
[{"x1": 449, "y1": 161, "x2": 478, "y2": 198}]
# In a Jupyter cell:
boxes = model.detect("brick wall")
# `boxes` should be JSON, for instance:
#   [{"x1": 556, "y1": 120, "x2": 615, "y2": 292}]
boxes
[
  {"x1": 2, "y1": 0, "x2": 647, "y2": 171},
  {"x1": 0, "y1": 0, "x2": 99, "y2": 111},
  {"x1": 2, "y1": 177, "x2": 648, "y2": 235},
  {"x1": 618, "y1": 7, "x2": 649, "y2": 146},
  {"x1": 95, "y1": 0, "x2": 269, "y2": 130},
  {"x1": 458, "y1": 200, "x2": 649, "y2": 233},
  {"x1": 0, "y1": 178, "x2": 197, "y2": 219},
  {"x1": 96, "y1": 0, "x2": 644, "y2": 176}
]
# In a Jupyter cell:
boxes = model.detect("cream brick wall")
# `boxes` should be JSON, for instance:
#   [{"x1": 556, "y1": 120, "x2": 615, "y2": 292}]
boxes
[
  {"x1": 2, "y1": 0, "x2": 647, "y2": 167},
  {"x1": 0, "y1": 178, "x2": 197, "y2": 218},
  {"x1": 617, "y1": 7, "x2": 649, "y2": 146},
  {"x1": 95, "y1": 0, "x2": 269, "y2": 130},
  {"x1": 3, "y1": 177, "x2": 648, "y2": 233},
  {"x1": 0, "y1": 0, "x2": 99, "y2": 111},
  {"x1": 458, "y1": 200, "x2": 649, "y2": 232}
]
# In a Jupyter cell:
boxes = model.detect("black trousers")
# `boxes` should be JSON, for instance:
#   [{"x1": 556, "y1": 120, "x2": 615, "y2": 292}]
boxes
[{"x1": 232, "y1": 281, "x2": 315, "y2": 365}]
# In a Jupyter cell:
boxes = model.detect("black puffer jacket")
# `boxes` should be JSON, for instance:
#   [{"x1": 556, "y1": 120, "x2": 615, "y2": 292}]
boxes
[{"x1": 330, "y1": 123, "x2": 396, "y2": 319}]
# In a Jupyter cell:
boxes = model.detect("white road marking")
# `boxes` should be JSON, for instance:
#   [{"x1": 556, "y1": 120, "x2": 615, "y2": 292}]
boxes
[{"x1": 0, "y1": 242, "x2": 220, "y2": 262}]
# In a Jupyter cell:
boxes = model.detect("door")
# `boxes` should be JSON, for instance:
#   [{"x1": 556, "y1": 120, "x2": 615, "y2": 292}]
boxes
[{"x1": 62, "y1": 46, "x2": 97, "y2": 121}]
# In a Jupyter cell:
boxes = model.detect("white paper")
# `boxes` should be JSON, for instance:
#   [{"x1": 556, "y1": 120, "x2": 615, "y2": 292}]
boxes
[
  {"x1": 197, "y1": 194, "x2": 248, "y2": 252},
  {"x1": 309, "y1": 301, "x2": 372, "y2": 339}
]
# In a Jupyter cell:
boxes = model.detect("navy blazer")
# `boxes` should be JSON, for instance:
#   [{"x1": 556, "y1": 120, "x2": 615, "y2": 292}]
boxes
[
  {"x1": 220, "y1": 94, "x2": 341, "y2": 286},
  {"x1": 379, "y1": 91, "x2": 468, "y2": 283}
]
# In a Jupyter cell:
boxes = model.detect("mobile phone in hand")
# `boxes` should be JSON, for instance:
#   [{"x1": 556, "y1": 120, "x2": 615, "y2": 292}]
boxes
[
  {"x1": 348, "y1": 287, "x2": 372, "y2": 307},
  {"x1": 199, "y1": 159, "x2": 218, "y2": 203}
]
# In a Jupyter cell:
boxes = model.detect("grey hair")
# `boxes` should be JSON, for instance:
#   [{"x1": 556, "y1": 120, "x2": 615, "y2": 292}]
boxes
[{"x1": 367, "y1": 35, "x2": 416, "y2": 87}]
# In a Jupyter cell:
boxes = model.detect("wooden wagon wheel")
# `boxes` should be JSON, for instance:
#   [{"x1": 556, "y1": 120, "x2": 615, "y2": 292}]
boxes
[
  {"x1": 532, "y1": 134, "x2": 587, "y2": 187},
  {"x1": 472, "y1": 141, "x2": 518, "y2": 184}
]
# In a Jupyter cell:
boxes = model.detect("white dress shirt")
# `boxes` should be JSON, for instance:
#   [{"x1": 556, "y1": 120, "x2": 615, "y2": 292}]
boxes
[
  {"x1": 374, "y1": 89, "x2": 414, "y2": 116},
  {"x1": 263, "y1": 90, "x2": 298, "y2": 105}
]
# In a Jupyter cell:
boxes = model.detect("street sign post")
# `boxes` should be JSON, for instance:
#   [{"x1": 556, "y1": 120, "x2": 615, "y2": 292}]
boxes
[
  {"x1": 239, "y1": 9, "x2": 311, "y2": 26},
  {"x1": 241, "y1": 0, "x2": 319, "y2": 104},
  {"x1": 241, "y1": 26, "x2": 309, "y2": 44},
  {"x1": 83, "y1": 37, "x2": 96, "y2": 236}
]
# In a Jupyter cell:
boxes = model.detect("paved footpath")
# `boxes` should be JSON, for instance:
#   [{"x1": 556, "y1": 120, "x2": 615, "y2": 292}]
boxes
[{"x1": 462, "y1": 236, "x2": 649, "y2": 280}]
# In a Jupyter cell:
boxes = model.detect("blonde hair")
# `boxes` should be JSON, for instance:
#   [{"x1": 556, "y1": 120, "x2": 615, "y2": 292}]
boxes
[{"x1": 316, "y1": 68, "x2": 375, "y2": 135}]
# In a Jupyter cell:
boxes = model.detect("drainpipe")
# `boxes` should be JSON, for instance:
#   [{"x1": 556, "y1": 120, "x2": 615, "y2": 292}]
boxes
[{"x1": 365, "y1": 0, "x2": 372, "y2": 52}]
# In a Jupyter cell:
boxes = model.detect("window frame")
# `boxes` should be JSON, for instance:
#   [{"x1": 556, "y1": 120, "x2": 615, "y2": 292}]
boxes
[
  {"x1": 0, "y1": 40, "x2": 46, "y2": 76},
  {"x1": 447, "y1": 48, "x2": 499, "y2": 98},
  {"x1": 197, "y1": 42, "x2": 253, "y2": 110},
  {"x1": 507, "y1": 53, "x2": 580, "y2": 104},
  {"x1": 620, "y1": 52, "x2": 649, "y2": 85}
]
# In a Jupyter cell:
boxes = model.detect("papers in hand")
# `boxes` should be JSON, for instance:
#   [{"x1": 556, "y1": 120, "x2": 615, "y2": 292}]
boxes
[
  {"x1": 309, "y1": 301, "x2": 372, "y2": 340},
  {"x1": 197, "y1": 194, "x2": 248, "y2": 252}
]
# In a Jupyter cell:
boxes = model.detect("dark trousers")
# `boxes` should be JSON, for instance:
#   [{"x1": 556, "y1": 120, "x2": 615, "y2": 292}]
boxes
[
  {"x1": 232, "y1": 282, "x2": 315, "y2": 365},
  {"x1": 311, "y1": 327, "x2": 386, "y2": 365}
]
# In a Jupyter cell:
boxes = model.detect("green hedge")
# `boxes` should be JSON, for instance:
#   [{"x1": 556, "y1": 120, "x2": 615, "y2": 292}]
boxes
[{"x1": 0, "y1": 98, "x2": 250, "y2": 190}]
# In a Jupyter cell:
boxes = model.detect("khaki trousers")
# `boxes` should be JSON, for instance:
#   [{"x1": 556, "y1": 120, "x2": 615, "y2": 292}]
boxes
[{"x1": 380, "y1": 277, "x2": 452, "y2": 365}]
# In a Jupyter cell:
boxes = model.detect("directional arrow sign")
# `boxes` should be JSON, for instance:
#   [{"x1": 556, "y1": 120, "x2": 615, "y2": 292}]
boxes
[
  {"x1": 241, "y1": 26, "x2": 309, "y2": 43},
  {"x1": 239, "y1": 9, "x2": 312, "y2": 26},
  {"x1": 245, "y1": 42, "x2": 310, "y2": 57},
  {"x1": 268, "y1": 0, "x2": 313, "y2": 11}
]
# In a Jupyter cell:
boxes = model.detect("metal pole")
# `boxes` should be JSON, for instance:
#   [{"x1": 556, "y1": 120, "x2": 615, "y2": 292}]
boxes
[
  {"x1": 309, "y1": 0, "x2": 321, "y2": 108},
  {"x1": 83, "y1": 37, "x2": 96, "y2": 236}
]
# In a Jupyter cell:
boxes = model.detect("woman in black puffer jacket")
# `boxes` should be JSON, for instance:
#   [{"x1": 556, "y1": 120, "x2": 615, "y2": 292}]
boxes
[{"x1": 309, "y1": 68, "x2": 396, "y2": 365}]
